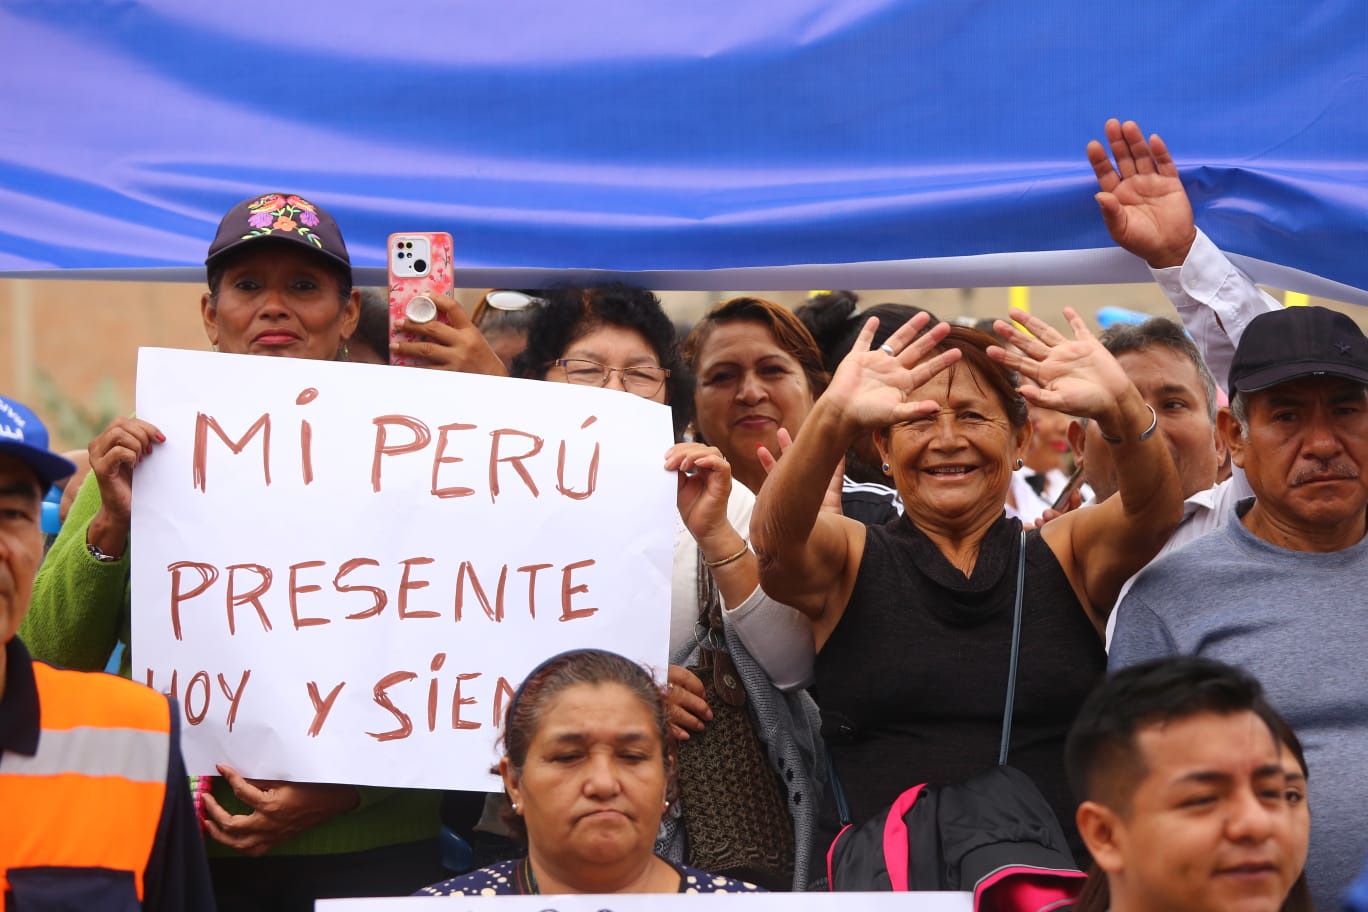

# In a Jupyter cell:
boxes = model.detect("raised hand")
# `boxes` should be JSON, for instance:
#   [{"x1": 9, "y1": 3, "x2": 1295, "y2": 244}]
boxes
[
  {"x1": 757, "y1": 428, "x2": 845, "y2": 515},
  {"x1": 1087, "y1": 118, "x2": 1197, "y2": 269},
  {"x1": 665, "y1": 442, "x2": 735, "y2": 549},
  {"x1": 390, "y1": 292, "x2": 508, "y2": 376},
  {"x1": 989, "y1": 308, "x2": 1135, "y2": 425},
  {"x1": 822, "y1": 312, "x2": 960, "y2": 435}
]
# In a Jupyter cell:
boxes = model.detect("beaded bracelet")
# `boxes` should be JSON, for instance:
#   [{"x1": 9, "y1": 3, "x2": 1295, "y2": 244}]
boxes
[
  {"x1": 1100, "y1": 403, "x2": 1159, "y2": 445},
  {"x1": 702, "y1": 542, "x2": 750, "y2": 568}
]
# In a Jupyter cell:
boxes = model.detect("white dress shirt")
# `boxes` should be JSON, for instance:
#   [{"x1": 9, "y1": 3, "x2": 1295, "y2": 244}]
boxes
[{"x1": 1103, "y1": 228, "x2": 1276, "y2": 649}]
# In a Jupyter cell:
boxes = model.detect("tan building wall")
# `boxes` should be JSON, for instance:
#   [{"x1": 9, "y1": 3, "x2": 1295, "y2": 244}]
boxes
[{"x1": 2, "y1": 276, "x2": 1363, "y2": 452}]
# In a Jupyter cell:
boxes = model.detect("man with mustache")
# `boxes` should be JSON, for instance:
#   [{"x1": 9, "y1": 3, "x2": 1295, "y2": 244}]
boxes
[
  {"x1": 1072, "y1": 118, "x2": 1287, "y2": 649},
  {"x1": 1085, "y1": 117, "x2": 1367, "y2": 906},
  {"x1": 1108, "y1": 304, "x2": 1368, "y2": 909}
]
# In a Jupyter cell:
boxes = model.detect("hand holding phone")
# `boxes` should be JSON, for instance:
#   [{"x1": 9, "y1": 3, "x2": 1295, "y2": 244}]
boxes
[
  {"x1": 388, "y1": 232, "x2": 454, "y2": 367},
  {"x1": 1050, "y1": 464, "x2": 1087, "y2": 513}
]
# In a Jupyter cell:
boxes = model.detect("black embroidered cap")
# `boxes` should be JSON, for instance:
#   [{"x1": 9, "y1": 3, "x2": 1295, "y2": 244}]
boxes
[
  {"x1": 205, "y1": 193, "x2": 350, "y2": 273},
  {"x1": 1228, "y1": 305, "x2": 1368, "y2": 393}
]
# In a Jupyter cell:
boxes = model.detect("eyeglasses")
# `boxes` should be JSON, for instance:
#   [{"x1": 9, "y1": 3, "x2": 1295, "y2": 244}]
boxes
[{"x1": 548, "y1": 358, "x2": 671, "y2": 397}]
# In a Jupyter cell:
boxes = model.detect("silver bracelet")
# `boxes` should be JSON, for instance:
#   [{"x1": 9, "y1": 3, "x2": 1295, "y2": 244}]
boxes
[
  {"x1": 86, "y1": 541, "x2": 122, "y2": 563},
  {"x1": 1100, "y1": 403, "x2": 1158, "y2": 445}
]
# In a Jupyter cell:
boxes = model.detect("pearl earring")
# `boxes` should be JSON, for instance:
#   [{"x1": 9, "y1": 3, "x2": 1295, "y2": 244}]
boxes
[{"x1": 510, "y1": 802, "x2": 520, "y2": 813}]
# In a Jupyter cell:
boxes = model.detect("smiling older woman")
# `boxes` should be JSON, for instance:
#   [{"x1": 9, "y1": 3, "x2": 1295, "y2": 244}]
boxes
[
  {"x1": 418, "y1": 650, "x2": 763, "y2": 896},
  {"x1": 751, "y1": 308, "x2": 1184, "y2": 864}
]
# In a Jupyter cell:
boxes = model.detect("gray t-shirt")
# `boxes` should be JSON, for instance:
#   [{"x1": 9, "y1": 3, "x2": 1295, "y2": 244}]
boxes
[{"x1": 1111, "y1": 499, "x2": 1368, "y2": 912}]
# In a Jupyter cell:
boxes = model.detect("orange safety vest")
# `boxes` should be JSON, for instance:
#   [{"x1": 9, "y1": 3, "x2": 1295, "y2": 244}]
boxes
[{"x1": 0, "y1": 661, "x2": 172, "y2": 902}]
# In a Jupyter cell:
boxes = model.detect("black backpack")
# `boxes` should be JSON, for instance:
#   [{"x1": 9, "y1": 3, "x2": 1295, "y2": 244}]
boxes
[
  {"x1": 825, "y1": 765, "x2": 1084, "y2": 909},
  {"x1": 824, "y1": 532, "x2": 1085, "y2": 911}
]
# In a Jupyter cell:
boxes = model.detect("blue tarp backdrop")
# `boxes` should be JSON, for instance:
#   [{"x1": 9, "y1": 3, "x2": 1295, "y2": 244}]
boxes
[{"x1": 1, "y1": 1, "x2": 1365, "y2": 298}]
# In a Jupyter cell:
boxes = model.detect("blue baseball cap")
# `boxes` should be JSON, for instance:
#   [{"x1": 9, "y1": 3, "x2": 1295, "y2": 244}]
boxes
[{"x1": 0, "y1": 396, "x2": 77, "y2": 489}]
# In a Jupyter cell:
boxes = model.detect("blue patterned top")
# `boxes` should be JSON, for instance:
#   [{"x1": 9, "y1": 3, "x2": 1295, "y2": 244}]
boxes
[{"x1": 416, "y1": 857, "x2": 763, "y2": 896}]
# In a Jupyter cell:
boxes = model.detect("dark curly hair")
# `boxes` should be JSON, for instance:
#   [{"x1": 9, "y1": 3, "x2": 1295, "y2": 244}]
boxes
[{"x1": 511, "y1": 283, "x2": 690, "y2": 436}]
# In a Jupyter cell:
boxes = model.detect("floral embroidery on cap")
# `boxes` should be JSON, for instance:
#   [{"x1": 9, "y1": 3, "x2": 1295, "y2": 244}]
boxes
[{"x1": 241, "y1": 193, "x2": 325, "y2": 249}]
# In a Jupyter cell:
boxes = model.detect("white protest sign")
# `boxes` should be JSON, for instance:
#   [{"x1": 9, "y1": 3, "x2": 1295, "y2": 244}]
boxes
[
  {"x1": 132, "y1": 348, "x2": 675, "y2": 789},
  {"x1": 318, "y1": 892, "x2": 973, "y2": 910}
]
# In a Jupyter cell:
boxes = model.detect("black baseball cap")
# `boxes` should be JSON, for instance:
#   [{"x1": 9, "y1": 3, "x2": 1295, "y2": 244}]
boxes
[
  {"x1": 205, "y1": 193, "x2": 350, "y2": 273},
  {"x1": 1228, "y1": 306, "x2": 1368, "y2": 393}
]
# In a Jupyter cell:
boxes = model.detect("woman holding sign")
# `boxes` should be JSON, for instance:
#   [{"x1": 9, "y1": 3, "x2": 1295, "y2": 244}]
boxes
[
  {"x1": 418, "y1": 649, "x2": 763, "y2": 895},
  {"x1": 513, "y1": 286, "x2": 823, "y2": 890},
  {"x1": 20, "y1": 194, "x2": 500, "y2": 910}
]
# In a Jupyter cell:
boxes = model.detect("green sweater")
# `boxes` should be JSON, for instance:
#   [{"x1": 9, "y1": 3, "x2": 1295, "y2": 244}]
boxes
[{"x1": 23, "y1": 470, "x2": 443, "y2": 857}]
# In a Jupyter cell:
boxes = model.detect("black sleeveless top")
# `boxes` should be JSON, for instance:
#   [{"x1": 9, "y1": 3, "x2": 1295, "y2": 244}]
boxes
[{"x1": 816, "y1": 513, "x2": 1104, "y2": 861}]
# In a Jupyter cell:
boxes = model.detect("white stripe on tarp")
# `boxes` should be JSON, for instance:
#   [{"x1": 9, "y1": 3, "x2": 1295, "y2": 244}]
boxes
[
  {"x1": 0, "y1": 726, "x2": 169, "y2": 784},
  {"x1": 2, "y1": 247, "x2": 1365, "y2": 305}
]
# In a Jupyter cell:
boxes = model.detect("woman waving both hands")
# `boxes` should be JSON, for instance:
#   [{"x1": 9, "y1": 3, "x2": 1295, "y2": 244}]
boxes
[{"x1": 750, "y1": 308, "x2": 1182, "y2": 861}]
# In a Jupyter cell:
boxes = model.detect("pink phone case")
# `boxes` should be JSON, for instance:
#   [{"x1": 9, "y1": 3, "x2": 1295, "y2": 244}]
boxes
[{"x1": 388, "y1": 232, "x2": 455, "y2": 366}]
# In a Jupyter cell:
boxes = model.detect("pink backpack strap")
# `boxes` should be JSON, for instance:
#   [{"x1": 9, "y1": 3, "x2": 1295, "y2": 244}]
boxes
[
  {"x1": 974, "y1": 865, "x2": 1087, "y2": 912},
  {"x1": 826, "y1": 824, "x2": 853, "y2": 890},
  {"x1": 882, "y1": 783, "x2": 927, "y2": 891}
]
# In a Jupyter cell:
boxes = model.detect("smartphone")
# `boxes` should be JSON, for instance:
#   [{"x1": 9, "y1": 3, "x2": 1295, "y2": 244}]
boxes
[
  {"x1": 388, "y1": 232, "x2": 454, "y2": 366},
  {"x1": 1050, "y1": 464, "x2": 1088, "y2": 512}
]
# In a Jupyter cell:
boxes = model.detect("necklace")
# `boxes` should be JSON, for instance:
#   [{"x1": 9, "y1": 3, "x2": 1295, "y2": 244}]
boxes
[
  {"x1": 516, "y1": 858, "x2": 539, "y2": 894},
  {"x1": 516, "y1": 856, "x2": 682, "y2": 894}
]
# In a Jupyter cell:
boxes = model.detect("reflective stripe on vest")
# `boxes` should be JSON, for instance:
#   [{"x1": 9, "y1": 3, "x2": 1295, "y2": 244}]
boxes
[{"x1": 0, "y1": 662, "x2": 172, "y2": 901}]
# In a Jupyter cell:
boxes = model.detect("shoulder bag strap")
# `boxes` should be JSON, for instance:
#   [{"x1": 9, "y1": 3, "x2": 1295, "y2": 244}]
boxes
[
  {"x1": 695, "y1": 549, "x2": 724, "y2": 638},
  {"x1": 997, "y1": 529, "x2": 1029, "y2": 766},
  {"x1": 831, "y1": 528, "x2": 1027, "y2": 824}
]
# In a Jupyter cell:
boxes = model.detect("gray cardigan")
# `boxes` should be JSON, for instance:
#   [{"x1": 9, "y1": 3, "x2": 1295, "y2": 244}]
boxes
[{"x1": 657, "y1": 620, "x2": 826, "y2": 891}]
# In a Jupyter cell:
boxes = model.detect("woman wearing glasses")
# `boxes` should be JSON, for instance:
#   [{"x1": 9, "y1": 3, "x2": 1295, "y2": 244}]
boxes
[{"x1": 511, "y1": 285, "x2": 822, "y2": 890}]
